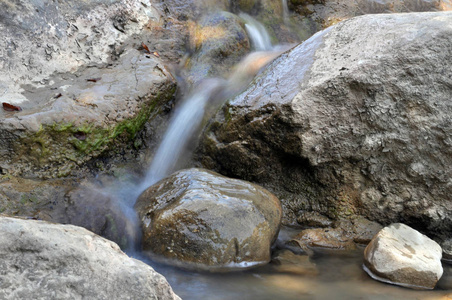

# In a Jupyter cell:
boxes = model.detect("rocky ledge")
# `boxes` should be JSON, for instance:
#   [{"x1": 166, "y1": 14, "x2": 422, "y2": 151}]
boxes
[
  {"x1": 0, "y1": 0, "x2": 176, "y2": 178},
  {"x1": 197, "y1": 12, "x2": 452, "y2": 240}
]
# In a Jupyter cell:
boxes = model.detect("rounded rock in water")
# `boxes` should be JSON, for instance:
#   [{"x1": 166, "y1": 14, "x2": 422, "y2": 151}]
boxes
[
  {"x1": 135, "y1": 168, "x2": 282, "y2": 271},
  {"x1": 363, "y1": 223, "x2": 443, "y2": 290}
]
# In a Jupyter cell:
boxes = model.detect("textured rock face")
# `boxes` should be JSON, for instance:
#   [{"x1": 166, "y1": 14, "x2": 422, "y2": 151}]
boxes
[
  {"x1": 289, "y1": 0, "x2": 452, "y2": 27},
  {"x1": 0, "y1": 0, "x2": 176, "y2": 178},
  {"x1": 0, "y1": 217, "x2": 180, "y2": 300},
  {"x1": 363, "y1": 223, "x2": 443, "y2": 290},
  {"x1": 135, "y1": 168, "x2": 282, "y2": 271},
  {"x1": 197, "y1": 12, "x2": 452, "y2": 239}
]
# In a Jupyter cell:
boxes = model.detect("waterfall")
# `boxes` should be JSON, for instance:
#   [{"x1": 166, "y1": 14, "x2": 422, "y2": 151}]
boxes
[
  {"x1": 282, "y1": 0, "x2": 289, "y2": 25},
  {"x1": 240, "y1": 13, "x2": 273, "y2": 51},
  {"x1": 140, "y1": 78, "x2": 226, "y2": 188},
  {"x1": 139, "y1": 48, "x2": 288, "y2": 191}
]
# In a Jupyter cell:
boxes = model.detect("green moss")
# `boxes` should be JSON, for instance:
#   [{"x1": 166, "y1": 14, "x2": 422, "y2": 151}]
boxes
[{"x1": 17, "y1": 85, "x2": 176, "y2": 175}]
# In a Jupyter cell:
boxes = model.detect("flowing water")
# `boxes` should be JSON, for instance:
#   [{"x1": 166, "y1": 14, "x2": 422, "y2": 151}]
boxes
[
  {"x1": 105, "y1": 3, "x2": 452, "y2": 299},
  {"x1": 240, "y1": 13, "x2": 273, "y2": 51},
  {"x1": 282, "y1": 0, "x2": 290, "y2": 25}
]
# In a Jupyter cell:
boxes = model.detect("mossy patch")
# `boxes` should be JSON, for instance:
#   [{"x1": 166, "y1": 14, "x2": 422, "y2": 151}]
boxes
[{"x1": 14, "y1": 85, "x2": 176, "y2": 177}]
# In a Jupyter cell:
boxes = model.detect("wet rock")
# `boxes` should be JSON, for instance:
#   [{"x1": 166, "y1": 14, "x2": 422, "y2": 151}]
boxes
[
  {"x1": 348, "y1": 217, "x2": 382, "y2": 244},
  {"x1": 364, "y1": 223, "x2": 443, "y2": 290},
  {"x1": 0, "y1": 175, "x2": 139, "y2": 250},
  {"x1": 271, "y1": 249, "x2": 318, "y2": 276},
  {"x1": 288, "y1": 227, "x2": 357, "y2": 253},
  {"x1": 441, "y1": 239, "x2": 452, "y2": 261},
  {"x1": 135, "y1": 168, "x2": 282, "y2": 271},
  {"x1": 42, "y1": 181, "x2": 138, "y2": 249},
  {"x1": 437, "y1": 264, "x2": 452, "y2": 290},
  {"x1": 197, "y1": 12, "x2": 452, "y2": 239},
  {"x1": 183, "y1": 11, "x2": 250, "y2": 85},
  {"x1": 0, "y1": 216, "x2": 180, "y2": 299},
  {"x1": 297, "y1": 211, "x2": 333, "y2": 227},
  {"x1": 0, "y1": 0, "x2": 176, "y2": 178},
  {"x1": 0, "y1": 176, "x2": 78, "y2": 218}
]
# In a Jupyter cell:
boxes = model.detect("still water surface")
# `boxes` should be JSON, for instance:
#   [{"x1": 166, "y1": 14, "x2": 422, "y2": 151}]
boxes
[{"x1": 138, "y1": 227, "x2": 452, "y2": 300}]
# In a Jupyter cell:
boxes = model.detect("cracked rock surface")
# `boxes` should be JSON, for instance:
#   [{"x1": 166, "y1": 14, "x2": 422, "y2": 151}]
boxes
[
  {"x1": 0, "y1": 0, "x2": 176, "y2": 178},
  {"x1": 196, "y1": 12, "x2": 452, "y2": 240}
]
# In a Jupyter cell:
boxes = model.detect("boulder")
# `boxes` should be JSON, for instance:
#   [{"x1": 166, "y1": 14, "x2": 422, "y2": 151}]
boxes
[
  {"x1": 289, "y1": 0, "x2": 450, "y2": 27},
  {"x1": 288, "y1": 227, "x2": 357, "y2": 253},
  {"x1": 183, "y1": 11, "x2": 250, "y2": 85},
  {"x1": 0, "y1": 216, "x2": 180, "y2": 299},
  {"x1": 363, "y1": 223, "x2": 443, "y2": 290},
  {"x1": 197, "y1": 12, "x2": 452, "y2": 239},
  {"x1": 135, "y1": 168, "x2": 282, "y2": 271},
  {"x1": 0, "y1": 0, "x2": 176, "y2": 178}
]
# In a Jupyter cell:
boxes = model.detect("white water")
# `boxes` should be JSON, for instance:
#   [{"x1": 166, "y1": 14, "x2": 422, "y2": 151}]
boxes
[
  {"x1": 282, "y1": 0, "x2": 290, "y2": 25},
  {"x1": 140, "y1": 78, "x2": 226, "y2": 188},
  {"x1": 139, "y1": 16, "x2": 288, "y2": 191},
  {"x1": 139, "y1": 49, "x2": 286, "y2": 191},
  {"x1": 240, "y1": 13, "x2": 273, "y2": 51}
]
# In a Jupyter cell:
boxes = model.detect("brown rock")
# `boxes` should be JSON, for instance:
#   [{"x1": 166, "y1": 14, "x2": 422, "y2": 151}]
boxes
[{"x1": 135, "y1": 168, "x2": 282, "y2": 271}]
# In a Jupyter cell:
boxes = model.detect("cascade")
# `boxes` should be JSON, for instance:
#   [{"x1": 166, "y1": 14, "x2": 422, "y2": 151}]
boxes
[
  {"x1": 240, "y1": 13, "x2": 273, "y2": 51},
  {"x1": 282, "y1": 0, "x2": 290, "y2": 25}
]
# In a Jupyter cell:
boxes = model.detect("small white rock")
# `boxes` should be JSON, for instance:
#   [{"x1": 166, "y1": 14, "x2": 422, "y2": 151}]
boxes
[{"x1": 363, "y1": 223, "x2": 443, "y2": 289}]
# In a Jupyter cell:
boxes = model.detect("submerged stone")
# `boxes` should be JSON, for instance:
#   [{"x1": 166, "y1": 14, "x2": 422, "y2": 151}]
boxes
[
  {"x1": 363, "y1": 223, "x2": 443, "y2": 290},
  {"x1": 288, "y1": 227, "x2": 357, "y2": 253},
  {"x1": 135, "y1": 168, "x2": 282, "y2": 271}
]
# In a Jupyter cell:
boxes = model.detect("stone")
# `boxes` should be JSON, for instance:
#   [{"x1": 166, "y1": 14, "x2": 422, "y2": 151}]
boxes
[
  {"x1": 349, "y1": 216, "x2": 383, "y2": 244},
  {"x1": 441, "y1": 238, "x2": 452, "y2": 261},
  {"x1": 197, "y1": 12, "x2": 452, "y2": 239},
  {"x1": 135, "y1": 168, "x2": 282, "y2": 271},
  {"x1": 288, "y1": 227, "x2": 357, "y2": 253},
  {"x1": 297, "y1": 211, "x2": 333, "y2": 227},
  {"x1": 0, "y1": 216, "x2": 180, "y2": 299},
  {"x1": 183, "y1": 11, "x2": 250, "y2": 85},
  {"x1": 290, "y1": 0, "x2": 450, "y2": 27},
  {"x1": 0, "y1": 0, "x2": 176, "y2": 178},
  {"x1": 271, "y1": 249, "x2": 318, "y2": 276},
  {"x1": 363, "y1": 223, "x2": 443, "y2": 290}
]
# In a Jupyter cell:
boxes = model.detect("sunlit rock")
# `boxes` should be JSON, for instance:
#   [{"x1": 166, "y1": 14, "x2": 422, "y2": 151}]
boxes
[
  {"x1": 135, "y1": 168, "x2": 282, "y2": 271},
  {"x1": 197, "y1": 12, "x2": 452, "y2": 239},
  {"x1": 0, "y1": 0, "x2": 176, "y2": 178},
  {"x1": 183, "y1": 11, "x2": 250, "y2": 85},
  {"x1": 0, "y1": 217, "x2": 180, "y2": 299},
  {"x1": 363, "y1": 223, "x2": 443, "y2": 290}
]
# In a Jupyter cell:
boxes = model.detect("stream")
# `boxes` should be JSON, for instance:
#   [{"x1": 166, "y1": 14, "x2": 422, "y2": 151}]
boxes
[
  {"x1": 141, "y1": 226, "x2": 452, "y2": 300},
  {"x1": 108, "y1": 4, "x2": 451, "y2": 300}
]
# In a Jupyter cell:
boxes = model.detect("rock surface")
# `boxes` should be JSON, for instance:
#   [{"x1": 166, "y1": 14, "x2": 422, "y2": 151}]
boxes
[
  {"x1": 135, "y1": 168, "x2": 282, "y2": 271},
  {"x1": 197, "y1": 12, "x2": 452, "y2": 239},
  {"x1": 289, "y1": 227, "x2": 357, "y2": 253},
  {"x1": 0, "y1": 216, "x2": 180, "y2": 300},
  {"x1": 289, "y1": 0, "x2": 451, "y2": 27},
  {"x1": 0, "y1": 0, "x2": 176, "y2": 178},
  {"x1": 363, "y1": 223, "x2": 443, "y2": 290},
  {"x1": 183, "y1": 11, "x2": 250, "y2": 85}
]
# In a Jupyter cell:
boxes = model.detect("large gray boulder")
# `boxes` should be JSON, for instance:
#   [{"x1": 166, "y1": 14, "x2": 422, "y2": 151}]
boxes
[
  {"x1": 135, "y1": 168, "x2": 282, "y2": 271},
  {"x1": 363, "y1": 223, "x2": 443, "y2": 290},
  {"x1": 0, "y1": 0, "x2": 176, "y2": 178},
  {"x1": 197, "y1": 12, "x2": 452, "y2": 239},
  {"x1": 289, "y1": 0, "x2": 450, "y2": 27},
  {"x1": 0, "y1": 216, "x2": 180, "y2": 299}
]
